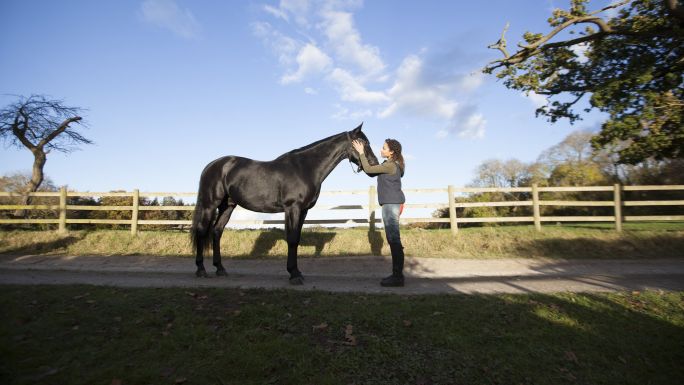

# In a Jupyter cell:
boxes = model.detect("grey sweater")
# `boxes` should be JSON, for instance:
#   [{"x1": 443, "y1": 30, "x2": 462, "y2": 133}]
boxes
[{"x1": 359, "y1": 153, "x2": 405, "y2": 205}]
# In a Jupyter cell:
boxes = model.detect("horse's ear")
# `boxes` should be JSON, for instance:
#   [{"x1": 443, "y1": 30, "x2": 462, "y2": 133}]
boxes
[{"x1": 353, "y1": 122, "x2": 363, "y2": 133}]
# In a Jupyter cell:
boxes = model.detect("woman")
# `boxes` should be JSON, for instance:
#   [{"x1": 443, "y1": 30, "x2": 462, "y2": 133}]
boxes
[{"x1": 352, "y1": 138, "x2": 406, "y2": 287}]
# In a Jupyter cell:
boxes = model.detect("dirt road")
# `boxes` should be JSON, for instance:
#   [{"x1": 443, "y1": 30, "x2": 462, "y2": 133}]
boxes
[{"x1": 1, "y1": 254, "x2": 683, "y2": 294}]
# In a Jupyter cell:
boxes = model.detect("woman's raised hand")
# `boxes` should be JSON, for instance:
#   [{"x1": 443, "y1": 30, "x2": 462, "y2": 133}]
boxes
[{"x1": 352, "y1": 140, "x2": 365, "y2": 154}]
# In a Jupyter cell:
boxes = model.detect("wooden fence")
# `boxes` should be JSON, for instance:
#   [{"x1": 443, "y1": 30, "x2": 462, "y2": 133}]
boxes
[{"x1": 1, "y1": 184, "x2": 683, "y2": 235}]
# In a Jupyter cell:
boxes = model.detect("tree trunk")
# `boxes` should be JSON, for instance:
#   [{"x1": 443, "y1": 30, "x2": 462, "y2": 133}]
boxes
[{"x1": 14, "y1": 150, "x2": 46, "y2": 218}]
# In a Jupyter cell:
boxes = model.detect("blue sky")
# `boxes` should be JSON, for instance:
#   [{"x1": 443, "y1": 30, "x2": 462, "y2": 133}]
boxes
[{"x1": 1, "y1": 0, "x2": 617, "y2": 196}]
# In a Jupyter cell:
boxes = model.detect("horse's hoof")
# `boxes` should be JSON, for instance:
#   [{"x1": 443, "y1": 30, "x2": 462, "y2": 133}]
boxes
[
  {"x1": 289, "y1": 276, "x2": 305, "y2": 285},
  {"x1": 216, "y1": 269, "x2": 228, "y2": 277},
  {"x1": 196, "y1": 269, "x2": 208, "y2": 278}
]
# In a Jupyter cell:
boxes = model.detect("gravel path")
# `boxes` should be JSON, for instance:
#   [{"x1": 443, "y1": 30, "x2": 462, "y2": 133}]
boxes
[{"x1": 1, "y1": 254, "x2": 683, "y2": 294}]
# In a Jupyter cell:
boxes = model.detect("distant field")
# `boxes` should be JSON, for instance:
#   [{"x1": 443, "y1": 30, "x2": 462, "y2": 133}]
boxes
[{"x1": 1, "y1": 222, "x2": 683, "y2": 259}]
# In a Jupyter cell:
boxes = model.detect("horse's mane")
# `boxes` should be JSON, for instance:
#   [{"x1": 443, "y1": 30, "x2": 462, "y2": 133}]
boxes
[{"x1": 274, "y1": 132, "x2": 343, "y2": 160}]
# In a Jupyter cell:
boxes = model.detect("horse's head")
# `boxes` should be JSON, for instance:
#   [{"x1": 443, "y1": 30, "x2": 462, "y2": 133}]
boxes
[{"x1": 347, "y1": 123, "x2": 379, "y2": 170}]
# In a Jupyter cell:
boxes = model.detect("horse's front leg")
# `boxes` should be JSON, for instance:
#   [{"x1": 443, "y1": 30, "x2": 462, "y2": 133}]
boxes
[{"x1": 285, "y1": 206, "x2": 308, "y2": 285}]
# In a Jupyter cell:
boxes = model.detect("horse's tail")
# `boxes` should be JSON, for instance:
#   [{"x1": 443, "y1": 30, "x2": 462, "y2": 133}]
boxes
[{"x1": 190, "y1": 189, "x2": 216, "y2": 254}]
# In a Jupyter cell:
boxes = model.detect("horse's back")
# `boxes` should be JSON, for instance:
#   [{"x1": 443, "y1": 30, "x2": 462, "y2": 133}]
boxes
[{"x1": 199, "y1": 156, "x2": 290, "y2": 212}]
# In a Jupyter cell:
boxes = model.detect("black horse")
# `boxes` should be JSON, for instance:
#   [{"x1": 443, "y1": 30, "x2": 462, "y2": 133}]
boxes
[{"x1": 191, "y1": 123, "x2": 378, "y2": 284}]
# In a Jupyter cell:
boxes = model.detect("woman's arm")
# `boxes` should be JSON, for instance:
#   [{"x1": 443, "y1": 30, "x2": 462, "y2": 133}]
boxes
[
  {"x1": 359, "y1": 153, "x2": 396, "y2": 175},
  {"x1": 352, "y1": 139, "x2": 397, "y2": 175}
]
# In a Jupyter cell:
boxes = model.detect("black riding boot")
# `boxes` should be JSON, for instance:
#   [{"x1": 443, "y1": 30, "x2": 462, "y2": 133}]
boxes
[{"x1": 381, "y1": 242, "x2": 405, "y2": 287}]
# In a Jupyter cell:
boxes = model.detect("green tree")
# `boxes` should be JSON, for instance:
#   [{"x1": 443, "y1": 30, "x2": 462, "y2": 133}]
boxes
[{"x1": 485, "y1": 0, "x2": 684, "y2": 164}]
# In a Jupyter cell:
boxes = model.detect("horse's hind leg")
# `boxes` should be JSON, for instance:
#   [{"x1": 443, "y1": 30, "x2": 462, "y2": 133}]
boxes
[
  {"x1": 212, "y1": 200, "x2": 236, "y2": 276},
  {"x1": 195, "y1": 207, "x2": 217, "y2": 278}
]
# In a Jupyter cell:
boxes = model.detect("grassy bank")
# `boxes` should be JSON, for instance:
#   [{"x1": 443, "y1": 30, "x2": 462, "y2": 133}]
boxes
[
  {"x1": 1, "y1": 285, "x2": 682, "y2": 384},
  {"x1": 1, "y1": 223, "x2": 683, "y2": 259}
]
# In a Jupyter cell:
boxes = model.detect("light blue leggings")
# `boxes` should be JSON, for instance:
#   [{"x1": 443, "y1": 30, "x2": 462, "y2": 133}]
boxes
[{"x1": 381, "y1": 204, "x2": 402, "y2": 244}]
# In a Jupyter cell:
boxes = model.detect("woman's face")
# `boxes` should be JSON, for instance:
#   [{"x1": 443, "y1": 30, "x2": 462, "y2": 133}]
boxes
[{"x1": 380, "y1": 142, "x2": 393, "y2": 159}]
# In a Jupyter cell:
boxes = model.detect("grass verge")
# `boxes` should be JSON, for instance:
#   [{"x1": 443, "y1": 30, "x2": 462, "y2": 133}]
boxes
[
  {"x1": 1, "y1": 222, "x2": 683, "y2": 259},
  {"x1": 1, "y1": 285, "x2": 682, "y2": 384}
]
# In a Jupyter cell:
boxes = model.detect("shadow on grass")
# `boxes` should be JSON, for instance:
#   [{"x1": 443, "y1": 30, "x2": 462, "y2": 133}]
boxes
[
  {"x1": 563, "y1": 223, "x2": 684, "y2": 232},
  {"x1": 368, "y1": 227, "x2": 384, "y2": 256},
  {"x1": 250, "y1": 230, "x2": 337, "y2": 257},
  {"x1": 248, "y1": 228, "x2": 386, "y2": 258},
  {"x1": 0, "y1": 234, "x2": 84, "y2": 256},
  {"x1": 519, "y1": 235, "x2": 684, "y2": 259},
  {"x1": 1, "y1": 286, "x2": 682, "y2": 384}
]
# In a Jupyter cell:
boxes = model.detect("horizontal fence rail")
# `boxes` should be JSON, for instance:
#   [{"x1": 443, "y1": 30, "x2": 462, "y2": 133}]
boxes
[{"x1": 1, "y1": 184, "x2": 683, "y2": 235}]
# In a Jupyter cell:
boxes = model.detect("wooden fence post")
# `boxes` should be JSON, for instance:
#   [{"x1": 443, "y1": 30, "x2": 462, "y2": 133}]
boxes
[
  {"x1": 58, "y1": 186, "x2": 67, "y2": 234},
  {"x1": 532, "y1": 183, "x2": 541, "y2": 231},
  {"x1": 613, "y1": 183, "x2": 622, "y2": 232},
  {"x1": 131, "y1": 189, "x2": 139, "y2": 235},
  {"x1": 368, "y1": 185, "x2": 376, "y2": 231},
  {"x1": 448, "y1": 185, "x2": 458, "y2": 235}
]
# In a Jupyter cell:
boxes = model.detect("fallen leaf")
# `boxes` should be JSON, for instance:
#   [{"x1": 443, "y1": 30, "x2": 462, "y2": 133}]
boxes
[
  {"x1": 618, "y1": 355, "x2": 627, "y2": 364},
  {"x1": 312, "y1": 322, "x2": 328, "y2": 332},
  {"x1": 432, "y1": 311, "x2": 444, "y2": 316},
  {"x1": 175, "y1": 378, "x2": 187, "y2": 384},
  {"x1": 233, "y1": 310, "x2": 242, "y2": 316},
  {"x1": 110, "y1": 380, "x2": 122, "y2": 385},
  {"x1": 403, "y1": 320, "x2": 412, "y2": 327},
  {"x1": 73, "y1": 293, "x2": 90, "y2": 300},
  {"x1": 343, "y1": 324, "x2": 357, "y2": 346},
  {"x1": 565, "y1": 350, "x2": 578, "y2": 364},
  {"x1": 632, "y1": 291, "x2": 641, "y2": 296}
]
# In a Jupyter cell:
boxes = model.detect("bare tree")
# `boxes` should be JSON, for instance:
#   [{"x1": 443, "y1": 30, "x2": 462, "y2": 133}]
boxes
[
  {"x1": 471, "y1": 158, "x2": 532, "y2": 188},
  {"x1": 0, "y1": 95, "x2": 92, "y2": 216}
]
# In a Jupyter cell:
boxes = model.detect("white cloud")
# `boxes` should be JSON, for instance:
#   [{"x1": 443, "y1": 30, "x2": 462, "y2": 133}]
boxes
[
  {"x1": 458, "y1": 71, "x2": 484, "y2": 92},
  {"x1": 524, "y1": 91, "x2": 548, "y2": 108},
  {"x1": 254, "y1": 1, "x2": 487, "y2": 140},
  {"x1": 318, "y1": 10, "x2": 386, "y2": 79},
  {"x1": 263, "y1": 4, "x2": 289, "y2": 21},
  {"x1": 456, "y1": 113, "x2": 486, "y2": 139},
  {"x1": 379, "y1": 55, "x2": 458, "y2": 119},
  {"x1": 280, "y1": 0, "x2": 312, "y2": 27},
  {"x1": 139, "y1": 0, "x2": 200, "y2": 39},
  {"x1": 304, "y1": 87, "x2": 318, "y2": 95},
  {"x1": 328, "y1": 68, "x2": 389, "y2": 103},
  {"x1": 251, "y1": 21, "x2": 299, "y2": 65},
  {"x1": 280, "y1": 43, "x2": 332, "y2": 84}
]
